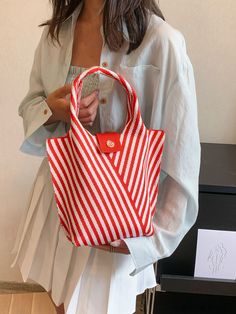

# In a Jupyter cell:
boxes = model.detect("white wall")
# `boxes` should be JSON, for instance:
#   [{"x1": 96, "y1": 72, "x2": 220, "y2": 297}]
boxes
[
  {"x1": 160, "y1": 0, "x2": 236, "y2": 144},
  {"x1": 0, "y1": 0, "x2": 51, "y2": 281},
  {"x1": 0, "y1": 0, "x2": 235, "y2": 282}
]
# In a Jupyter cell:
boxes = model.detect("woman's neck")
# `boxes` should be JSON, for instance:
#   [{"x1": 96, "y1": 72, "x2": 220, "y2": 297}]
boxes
[{"x1": 80, "y1": 0, "x2": 104, "y2": 24}]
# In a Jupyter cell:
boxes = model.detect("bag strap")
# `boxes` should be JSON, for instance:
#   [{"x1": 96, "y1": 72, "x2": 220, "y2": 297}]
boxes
[{"x1": 70, "y1": 66, "x2": 139, "y2": 123}]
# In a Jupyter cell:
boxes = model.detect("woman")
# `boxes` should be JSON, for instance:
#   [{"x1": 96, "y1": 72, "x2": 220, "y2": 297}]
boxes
[{"x1": 10, "y1": 0, "x2": 201, "y2": 313}]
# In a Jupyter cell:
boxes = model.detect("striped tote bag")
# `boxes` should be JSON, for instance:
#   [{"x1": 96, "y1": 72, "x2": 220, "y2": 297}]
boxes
[{"x1": 46, "y1": 66, "x2": 165, "y2": 247}]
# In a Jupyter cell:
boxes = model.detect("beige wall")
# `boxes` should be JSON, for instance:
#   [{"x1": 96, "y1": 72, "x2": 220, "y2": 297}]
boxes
[
  {"x1": 0, "y1": 1, "x2": 51, "y2": 281},
  {"x1": 0, "y1": 0, "x2": 235, "y2": 282},
  {"x1": 160, "y1": 0, "x2": 236, "y2": 144}
]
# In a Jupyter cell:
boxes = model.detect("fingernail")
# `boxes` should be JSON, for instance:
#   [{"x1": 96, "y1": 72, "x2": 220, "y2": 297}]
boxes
[{"x1": 110, "y1": 240, "x2": 121, "y2": 247}]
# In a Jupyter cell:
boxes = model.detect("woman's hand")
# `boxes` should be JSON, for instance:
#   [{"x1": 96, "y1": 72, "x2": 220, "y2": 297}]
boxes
[
  {"x1": 78, "y1": 89, "x2": 100, "y2": 126},
  {"x1": 93, "y1": 240, "x2": 130, "y2": 254},
  {"x1": 45, "y1": 84, "x2": 100, "y2": 126}
]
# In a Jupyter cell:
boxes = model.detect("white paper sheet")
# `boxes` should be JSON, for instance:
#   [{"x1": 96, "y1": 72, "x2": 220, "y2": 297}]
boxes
[{"x1": 194, "y1": 229, "x2": 236, "y2": 280}]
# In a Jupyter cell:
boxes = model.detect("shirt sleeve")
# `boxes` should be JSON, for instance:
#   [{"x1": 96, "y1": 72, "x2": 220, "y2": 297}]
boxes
[
  {"x1": 18, "y1": 26, "x2": 67, "y2": 157},
  {"x1": 123, "y1": 31, "x2": 201, "y2": 276},
  {"x1": 123, "y1": 173, "x2": 189, "y2": 276}
]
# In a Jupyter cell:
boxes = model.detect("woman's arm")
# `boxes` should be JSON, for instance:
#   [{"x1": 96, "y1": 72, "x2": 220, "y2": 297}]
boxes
[
  {"x1": 123, "y1": 174, "x2": 190, "y2": 276},
  {"x1": 18, "y1": 26, "x2": 69, "y2": 156},
  {"x1": 18, "y1": 26, "x2": 100, "y2": 157},
  {"x1": 123, "y1": 30, "x2": 201, "y2": 276}
]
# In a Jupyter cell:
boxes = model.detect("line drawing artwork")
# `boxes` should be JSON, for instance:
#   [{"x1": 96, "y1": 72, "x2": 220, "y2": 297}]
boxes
[{"x1": 207, "y1": 242, "x2": 227, "y2": 275}]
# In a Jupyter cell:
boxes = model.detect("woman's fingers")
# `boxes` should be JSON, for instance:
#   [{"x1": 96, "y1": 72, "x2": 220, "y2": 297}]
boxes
[
  {"x1": 54, "y1": 84, "x2": 72, "y2": 98},
  {"x1": 79, "y1": 102, "x2": 98, "y2": 126},
  {"x1": 111, "y1": 240, "x2": 130, "y2": 254},
  {"x1": 93, "y1": 245, "x2": 111, "y2": 252},
  {"x1": 45, "y1": 86, "x2": 100, "y2": 125},
  {"x1": 80, "y1": 90, "x2": 99, "y2": 108},
  {"x1": 93, "y1": 240, "x2": 130, "y2": 255},
  {"x1": 80, "y1": 114, "x2": 97, "y2": 126},
  {"x1": 78, "y1": 91, "x2": 100, "y2": 126},
  {"x1": 79, "y1": 96, "x2": 99, "y2": 116}
]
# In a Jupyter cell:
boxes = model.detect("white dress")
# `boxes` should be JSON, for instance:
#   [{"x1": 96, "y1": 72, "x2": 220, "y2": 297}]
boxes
[{"x1": 10, "y1": 66, "x2": 157, "y2": 314}]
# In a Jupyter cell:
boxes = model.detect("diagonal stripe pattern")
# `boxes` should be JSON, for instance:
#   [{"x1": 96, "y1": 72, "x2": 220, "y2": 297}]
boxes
[{"x1": 46, "y1": 66, "x2": 165, "y2": 246}]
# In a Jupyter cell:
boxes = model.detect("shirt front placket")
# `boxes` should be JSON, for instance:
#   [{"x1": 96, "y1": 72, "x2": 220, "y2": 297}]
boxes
[{"x1": 97, "y1": 25, "x2": 115, "y2": 133}]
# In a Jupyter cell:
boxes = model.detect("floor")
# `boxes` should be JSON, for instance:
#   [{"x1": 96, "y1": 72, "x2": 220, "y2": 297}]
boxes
[
  {"x1": 0, "y1": 291, "x2": 145, "y2": 314},
  {"x1": 0, "y1": 292, "x2": 56, "y2": 314}
]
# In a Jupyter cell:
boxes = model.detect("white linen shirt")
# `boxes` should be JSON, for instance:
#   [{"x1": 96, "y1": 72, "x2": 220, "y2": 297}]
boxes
[{"x1": 18, "y1": 2, "x2": 201, "y2": 276}]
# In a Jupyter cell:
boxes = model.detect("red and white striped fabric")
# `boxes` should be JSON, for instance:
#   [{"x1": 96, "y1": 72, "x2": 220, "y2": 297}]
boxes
[{"x1": 46, "y1": 66, "x2": 165, "y2": 247}]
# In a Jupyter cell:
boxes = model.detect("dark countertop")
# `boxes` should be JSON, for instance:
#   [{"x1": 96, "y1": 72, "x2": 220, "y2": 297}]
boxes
[{"x1": 199, "y1": 143, "x2": 236, "y2": 194}]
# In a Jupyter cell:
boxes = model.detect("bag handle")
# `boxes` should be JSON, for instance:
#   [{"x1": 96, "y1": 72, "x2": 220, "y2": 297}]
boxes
[{"x1": 70, "y1": 66, "x2": 139, "y2": 123}]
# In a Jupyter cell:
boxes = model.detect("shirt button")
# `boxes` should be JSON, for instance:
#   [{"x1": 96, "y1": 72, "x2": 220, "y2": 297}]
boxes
[
  {"x1": 43, "y1": 109, "x2": 48, "y2": 115},
  {"x1": 100, "y1": 97, "x2": 107, "y2": 104},
  {"x1": 102, "y1": 61, "x2": 108, "y2": 67}
]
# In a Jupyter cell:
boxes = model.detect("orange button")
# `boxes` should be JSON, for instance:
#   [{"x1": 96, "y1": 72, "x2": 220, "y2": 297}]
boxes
[
  {"x1": 100, "y1": 97, "x2": 107, "y2": 104},
  {"x1": 43, "y1": 109, "x2": 48, "y2": 115},
  {"x1": 102, "y1": 61, "x2": 108, "y2": 67},
  {"x1": 106, "y1": 140, "x2": 115, "y2": 148}
]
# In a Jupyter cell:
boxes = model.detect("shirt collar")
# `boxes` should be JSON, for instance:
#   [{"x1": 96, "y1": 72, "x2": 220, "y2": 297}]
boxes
[{"x1": 65, "y1": 1, "x2": 129, "y2": 43}]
